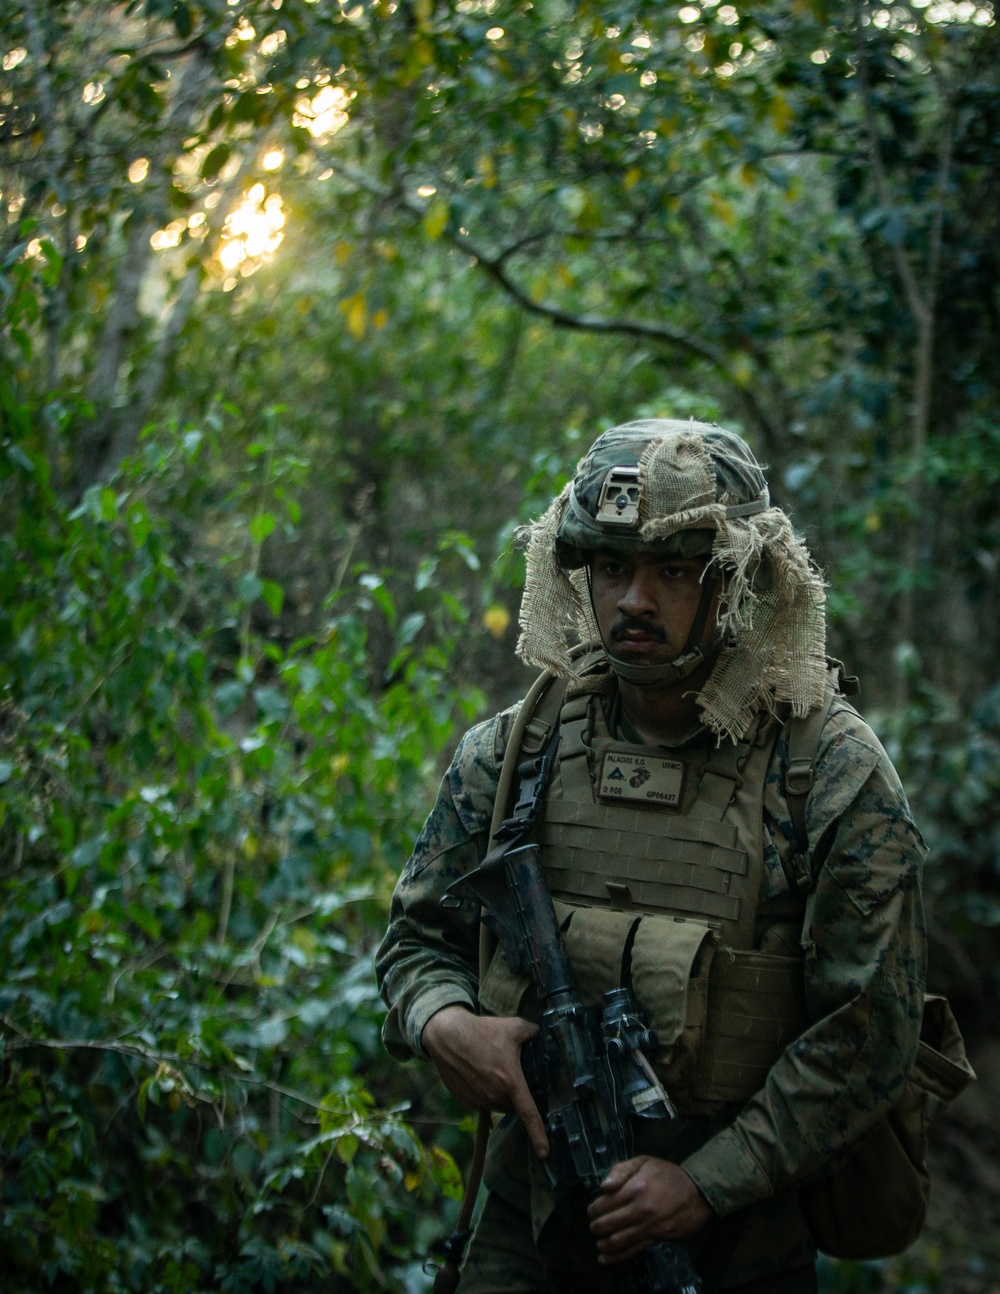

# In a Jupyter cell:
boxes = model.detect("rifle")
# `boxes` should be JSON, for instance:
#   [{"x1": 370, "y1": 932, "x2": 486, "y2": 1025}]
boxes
[{"x1": 442, "y1": 738, "x2": 703, "y2": 1294}]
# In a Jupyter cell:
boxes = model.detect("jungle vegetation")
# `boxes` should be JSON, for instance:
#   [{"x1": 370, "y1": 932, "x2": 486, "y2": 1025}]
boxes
[{"x1": 1, "y1": 0, "x2": 998, "y2": 1290}]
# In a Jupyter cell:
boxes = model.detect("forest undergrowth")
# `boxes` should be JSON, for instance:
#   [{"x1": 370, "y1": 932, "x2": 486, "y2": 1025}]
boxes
[{"x1": 2, "y1": 0, "x2": 999, "y2": 1289}]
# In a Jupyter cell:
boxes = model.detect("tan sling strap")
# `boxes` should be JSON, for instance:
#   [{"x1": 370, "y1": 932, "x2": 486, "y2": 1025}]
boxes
[{"x1": 431, "y1": 671, "x2": 565, "y2": 1294}]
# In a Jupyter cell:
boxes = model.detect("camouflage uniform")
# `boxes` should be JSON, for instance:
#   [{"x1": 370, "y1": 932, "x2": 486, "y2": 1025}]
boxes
[
  {"x1": 376, "y1": 420, "x2": 926, "y2": 1292},
  {"x1": 375, "y1": 682, "x2": 927, "y2": 1291}
]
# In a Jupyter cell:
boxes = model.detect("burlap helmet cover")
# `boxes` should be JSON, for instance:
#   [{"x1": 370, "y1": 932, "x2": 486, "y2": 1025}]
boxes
[{"x1": 516, "y1": 419, "x2": 828, "y2": 741}]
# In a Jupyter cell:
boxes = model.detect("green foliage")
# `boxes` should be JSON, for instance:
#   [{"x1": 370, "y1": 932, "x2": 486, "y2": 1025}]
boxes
[
  {"x1": 2, "y1": 0, "x2": 999, "y2": 1286},
  {"x1": 0, "y1": 419, "x2": 481, "y2": 1290}
]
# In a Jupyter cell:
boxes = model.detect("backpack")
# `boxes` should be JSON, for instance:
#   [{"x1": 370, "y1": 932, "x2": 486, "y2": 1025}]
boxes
[{"x1": 784, "y1": 670, "x2": 975, "y2": 1260}]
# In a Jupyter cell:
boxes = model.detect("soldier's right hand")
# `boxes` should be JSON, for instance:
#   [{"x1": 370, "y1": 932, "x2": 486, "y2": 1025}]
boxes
[{"x1": 421, "y1": 1006, "x2": 549, "y2": 1159}]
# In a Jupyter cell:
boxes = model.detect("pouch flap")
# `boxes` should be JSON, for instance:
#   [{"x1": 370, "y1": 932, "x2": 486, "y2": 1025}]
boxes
[
  {"x1": 631, "y1": 915, "x2": 715, "y2": 1048},
  {"x1": 479, "y1": 943, "x2": 531, "y2": 1017},
  {"x1": 560, "y1": 903, "x2": 639, "y2": 1006},
  {"x1": 912, "y1": 993, "x2": 976, "y2": 1102}
]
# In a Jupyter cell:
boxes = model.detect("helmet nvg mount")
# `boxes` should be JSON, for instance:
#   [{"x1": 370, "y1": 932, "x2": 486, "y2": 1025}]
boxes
[{"x1": 517, "y1": 419, "x2": 828, "y2": 742}]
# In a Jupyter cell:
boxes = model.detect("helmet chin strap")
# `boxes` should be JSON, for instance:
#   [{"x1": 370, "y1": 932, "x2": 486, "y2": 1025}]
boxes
[{"x1": 597, "y1": 568, "x2": 720, "y2": 690}]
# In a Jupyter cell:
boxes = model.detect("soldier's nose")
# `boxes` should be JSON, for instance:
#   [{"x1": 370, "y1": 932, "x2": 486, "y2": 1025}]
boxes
[{"x1": 618, "y1": 573, "x2": 658, "y2": 618}]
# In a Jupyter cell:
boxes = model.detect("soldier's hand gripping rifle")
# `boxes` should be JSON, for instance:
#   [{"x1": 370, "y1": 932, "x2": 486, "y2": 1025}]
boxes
[{"x1": 442, "y1": 740, "x2": 703, "y2": 1294}]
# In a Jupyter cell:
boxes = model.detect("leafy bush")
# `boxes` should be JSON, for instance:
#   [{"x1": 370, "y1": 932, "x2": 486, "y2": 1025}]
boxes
[
  {"x1": 875, "y1": 664, "x2": 1000, "y2": 1004},
  {"x1": 0, "y1": 420, "x2": 480, "y2": 1292}
]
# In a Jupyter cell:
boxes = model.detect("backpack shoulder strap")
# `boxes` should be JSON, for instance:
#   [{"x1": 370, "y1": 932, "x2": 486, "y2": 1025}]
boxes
[
  {"x1": 786, "y1": 657, "x2": 853, "y2": 869},
  {"x1": 787, "y1": 662, "x2": 860, "y2": 953},
  {"x1": 488, "y1": 671, "x2": 568, "y2": 844},
  {"x1": 784, "y1": 658, "x2": 859, "y2": 891},
  {"x1": 785, "y1": 695, "x2": 833, "y2": 863}
]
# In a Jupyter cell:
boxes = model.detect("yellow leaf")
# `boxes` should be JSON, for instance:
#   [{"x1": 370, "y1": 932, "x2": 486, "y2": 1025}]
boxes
[
  {"x1": 404, "y1": 1171, "x2": 421, "y2": 1191},
  {"x1": 330, "y1": 752, "x2": 350, "y2": 777},
  {"x1": 785, "y1": 176, "x2": 801, "y2": 202},
  {"x1": 556, "y1": 264, "x2": 574, "y2": 288},
  {"x1": 242, "y1": 834, "x2": 258, "y2": 860},
  {"x1": 292, "y1": 926, "x2": 319, "y2": 956},
  {"x1": 334, "y1": 241, "x2": 352, "y2": 266},
  {"x1": 373, "y1": 308, "x2": 388, "y2": 329},
  {"x1": 864, "y1": 513, "x2": 881, "y2": 533},
  {"x1": 344, "y1": 293, "x2": 366, "y2": 339},
  {"x1": 769, "y1": 94, "x2": 793, "y2": 134},
  {"x1": 478, "y1": 154, "x2": 496, "y2": 188},
  {"x1": 423, "y1": 196, "x2": 449, "y2": 240},
  {"x1": 405, "y1": 37, "x2": 434, "y2": 77},
  {"x1": 709, "y1": 193, "x2": 737, "y2": 227},
  {"x1": 482, "y1": 605, "x2": 511, "y2": 638},
  {"x1": 623, "y1": 166, "x2": 642, "y2": 190},
  {"x1": 739, "y1": 163, "x2": 756, "y2": 186},
  {"x1": 729, "y1": 354, "x2": 755, "y2": 388}
]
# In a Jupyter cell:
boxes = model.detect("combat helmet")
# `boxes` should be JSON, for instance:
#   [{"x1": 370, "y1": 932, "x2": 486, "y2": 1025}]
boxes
[{"x1": 516, "y1": 418, "x2": 828, "y2": 742}]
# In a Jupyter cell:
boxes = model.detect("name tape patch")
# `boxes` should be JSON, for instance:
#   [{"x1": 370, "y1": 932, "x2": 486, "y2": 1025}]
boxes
[{"x1": 598, "y1": 750, "x2": 684, "y2": 806}]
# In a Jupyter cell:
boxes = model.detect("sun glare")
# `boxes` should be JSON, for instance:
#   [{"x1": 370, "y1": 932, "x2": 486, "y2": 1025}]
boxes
[
  {"x1": 292, "y1": 84, "x2": 352, "y2": 140},
  {"x1": 218, "y1": 183, "x2": 286, "y2": 276}
]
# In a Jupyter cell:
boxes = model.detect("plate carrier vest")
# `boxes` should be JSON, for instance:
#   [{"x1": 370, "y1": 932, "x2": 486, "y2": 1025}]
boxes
[
  {"x1": 464, "y1": 662, "x2": 973, "y2": 1266},
  {"x1": 479, "y1": 665, "x2": 814, "y2": 1113}
]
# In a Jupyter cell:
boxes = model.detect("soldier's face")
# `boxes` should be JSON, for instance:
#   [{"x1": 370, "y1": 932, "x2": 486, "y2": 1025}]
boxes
[{"x1": 589, "y1": 549, "x2": 715, "y2": 667}]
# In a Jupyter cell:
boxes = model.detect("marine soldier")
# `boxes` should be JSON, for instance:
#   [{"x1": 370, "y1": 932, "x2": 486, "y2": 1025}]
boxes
[{"x1": 375, "y1": 420, "x2": 927, "y2": 1293}]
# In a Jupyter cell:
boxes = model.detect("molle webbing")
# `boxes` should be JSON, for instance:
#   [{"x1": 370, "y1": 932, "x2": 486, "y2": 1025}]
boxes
[
  {"x1": 477, "y1": 676, "x2": 814, "y2": 1110},
  {"x1": 541, "y1": 696, "x2": 770, "y2": 949},
  {"x1": 542, "y1": 817, "x2": 744, "y2": 921},
  {"x1": 696, "y1": 949, "x2": 808, "y2": 1104},
  {"x1": 535, "y1": 689, "x2": 809, "y2": 1109}
]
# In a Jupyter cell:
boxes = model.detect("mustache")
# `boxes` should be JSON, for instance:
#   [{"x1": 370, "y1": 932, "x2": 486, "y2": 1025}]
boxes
[{"x1": 609, "y1": 617, "x2": 667, "y2": 644}]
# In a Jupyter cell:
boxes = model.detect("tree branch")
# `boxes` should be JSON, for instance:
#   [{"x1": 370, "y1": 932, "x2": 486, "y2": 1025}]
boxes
[
  {"x1": 325, "y1": 159, "x2": 784, "y2": 444},
  {"x1": 0, "y1": 1020, "x2": 358, "y2": 1118},
  {"x1": 856, "y1": 19, "x2": 930, "y2": 331}
]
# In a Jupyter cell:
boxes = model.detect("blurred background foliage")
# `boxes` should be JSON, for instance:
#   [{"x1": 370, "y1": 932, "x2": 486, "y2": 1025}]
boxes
[{"x1": 1, "y1": 0, "x2": 998, "y2": 1289}]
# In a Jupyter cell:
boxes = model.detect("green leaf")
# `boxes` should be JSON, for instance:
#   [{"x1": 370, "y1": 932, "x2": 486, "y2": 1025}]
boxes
[
  {"x1": 237, "y1": 572, "x2": 263, "y2": 604},
  {"x1": 260, "y1": 579, "x2": 284, "y2": 615},
  {"x1": 336, "y1": 1133, "x2": 358, "y2": 1163},
  {"x1": 127, "y1": 901, "x2": 162, "y2": 941},
  {"x1": 39, "y1": 240, "x2": 62, "y2": 287},
  {"x1": 250, "y1": 513, "x2": 276, "y2": 544},
  {"x1": 172, "y1": 1, "x2": 192, "y2": 37},
  {"x1": 428, "y1": 1145, "x2": 463, "y2": 1200},
  {"x1": 201, "y1": 143, "x2": 231, "y2": 181}
]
